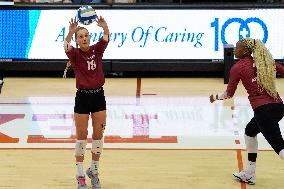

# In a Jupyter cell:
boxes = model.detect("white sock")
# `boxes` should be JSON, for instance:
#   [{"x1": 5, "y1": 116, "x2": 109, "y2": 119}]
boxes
[
  {"x1": 279, "y1": 149, "x2": 284, "y2": 160},
  {"x1": 76, "y1": 162, "x2": 85, "y2": 177},
  {"x1": 245, "y1": 134, "x2": 258, "y2": 153},
  {"x1": 245, "y1": 161, "x2": 256, "y2": 174},
  {"x1": 90, "y1": 160, "x2": 99, "y2": 173}
]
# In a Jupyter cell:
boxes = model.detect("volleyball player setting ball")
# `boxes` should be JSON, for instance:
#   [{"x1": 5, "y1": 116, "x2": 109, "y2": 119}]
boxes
[{"x1": 64, "y1": 6, "x2": 109, "y2": 189}]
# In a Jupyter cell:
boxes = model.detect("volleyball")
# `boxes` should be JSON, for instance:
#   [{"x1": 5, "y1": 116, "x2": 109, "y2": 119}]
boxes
[{"x1": 77, "y1": 6, "x2": 97, "y2": 25}]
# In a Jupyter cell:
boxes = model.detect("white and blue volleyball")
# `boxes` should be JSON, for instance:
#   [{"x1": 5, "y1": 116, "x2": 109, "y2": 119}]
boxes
[{"x1": 77, "y1": 6, "x2": 97, "y2": 25}]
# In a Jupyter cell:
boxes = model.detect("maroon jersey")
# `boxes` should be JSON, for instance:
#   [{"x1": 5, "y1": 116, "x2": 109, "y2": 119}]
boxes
[
  {"x1": 65, "y1": 37, "x2": 108, "y2": 89},
  {"x1": 226, "y1": 55, "x2": 284, "y2": 110}
]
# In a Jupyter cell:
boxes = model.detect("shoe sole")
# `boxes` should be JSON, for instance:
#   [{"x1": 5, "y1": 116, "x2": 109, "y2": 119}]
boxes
[
  {"x1": 77, "y1": 182, "x2": 88, "y2": 189},
  {"x1": 76, "y1": 178, "x2": 88, "y2": 189},
  {"x1": 233, "y1": 174, "x2": 255, "y2": 185},
  {"x1": 86, "y1": 170, "x2": 101, "y2": 189},
  {"x1": 77, "y1": 186, "x2": 88, "y2": 189}
]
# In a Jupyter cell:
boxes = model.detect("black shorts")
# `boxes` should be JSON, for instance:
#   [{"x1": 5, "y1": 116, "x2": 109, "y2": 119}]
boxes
[
  {"x1": 74, "y1": 87, "x2": 106, "y2": 114},
  {"x1": 245, "y1": 102, "x2": 284, "y2": 154}
]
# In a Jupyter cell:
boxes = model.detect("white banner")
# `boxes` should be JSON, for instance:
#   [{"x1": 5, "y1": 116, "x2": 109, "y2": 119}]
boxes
[
  {"x1": 28, "y1": 9, "x2": 284, "y2": 59},
  {"x1": 0, "y1": 0, "x2": 13, "y2": 5}
]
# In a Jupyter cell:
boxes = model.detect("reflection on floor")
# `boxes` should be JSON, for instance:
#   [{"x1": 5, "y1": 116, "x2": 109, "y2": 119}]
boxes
[{"x1": 0, "y1": 96, "x2": 283, "y2": 149}]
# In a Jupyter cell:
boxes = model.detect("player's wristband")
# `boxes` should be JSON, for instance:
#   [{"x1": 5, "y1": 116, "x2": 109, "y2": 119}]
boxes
[{"x1": 103, "y1": 34, "x2": 109, "y2": 42}]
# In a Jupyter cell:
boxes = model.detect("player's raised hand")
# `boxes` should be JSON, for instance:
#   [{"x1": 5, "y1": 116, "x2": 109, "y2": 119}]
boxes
[
  {"x1": 95, "y1": 15, "x2": 109, "y2": 35},
  {"x1": 69, "y1": 17, "x2": 79, "y2": 34}
]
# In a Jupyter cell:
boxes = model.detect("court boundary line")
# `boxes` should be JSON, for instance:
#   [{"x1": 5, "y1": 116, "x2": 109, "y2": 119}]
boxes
[{"x1": 0, "y1": 148, "x2": 275, "y2": 151}]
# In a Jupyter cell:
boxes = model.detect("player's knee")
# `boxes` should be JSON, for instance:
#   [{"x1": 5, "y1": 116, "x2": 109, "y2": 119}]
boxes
[
  {"x1": 75, "y1": 140, "x2": 87, "y2": 157},
  {"x1": 91, "y1": 140, "x2": 103, "y2": 155},
  {"x1": 279, "y1": 149, "x2": 284, "y2": 160},
  {"x1": 92, "y1": 123, "x2": 106, "y2": 139}
]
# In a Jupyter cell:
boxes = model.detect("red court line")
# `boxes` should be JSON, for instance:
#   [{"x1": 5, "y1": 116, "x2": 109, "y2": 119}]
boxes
[
  {"x1": 136, "y1": 78, "x2": 141, "y2": 105},
  {"x1": 105, "y1": 136, "x2": 177, "y2": 143},
  {"x1": 0, "y1": 148, "x2": 275, "y2": 151},
  {"x1": 235, "y1": 139, "x2": 246, "y2": 189},
  {"x1": 232, "y1": 105, "x2": 246, "y2": 189},
  {"x1": 136, "y1": 78, "x2": 141, "y2": 97},
  {"x1": 0, "y1": 133, "x2": 19, "y2": 143},
  {"x1": 236, "y1": 149, "x2": 246, "y2": 189}
]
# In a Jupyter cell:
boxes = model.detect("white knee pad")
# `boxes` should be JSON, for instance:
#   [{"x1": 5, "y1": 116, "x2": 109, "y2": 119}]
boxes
[
  {"x1": 279, "y1": 149, "x2": 284, "y2": 160},
  {"x1": 91, "y1": 140, "x2": 103, "y2": 155},
  {"x1": 245, "y1": 134, "x2": 258, "y2": 153},
  {"x1": 75, "y1": 140, "x2": 87, "y2": 157}
]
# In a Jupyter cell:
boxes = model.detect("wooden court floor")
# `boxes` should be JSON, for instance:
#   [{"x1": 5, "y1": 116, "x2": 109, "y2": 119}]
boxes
[{"x1": 0, "y1": 77, "x2": 284, "y2": 189}]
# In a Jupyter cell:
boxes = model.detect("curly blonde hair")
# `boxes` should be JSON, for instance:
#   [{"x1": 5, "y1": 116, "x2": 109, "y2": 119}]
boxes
[{"x1": 240, "y1": 38, "x2": 278, "y2": 99}]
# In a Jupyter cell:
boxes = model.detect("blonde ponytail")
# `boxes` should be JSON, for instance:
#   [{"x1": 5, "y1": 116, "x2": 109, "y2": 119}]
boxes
[{"x1": 241, "y1": 38, "x2": 278, "y2": 99}]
